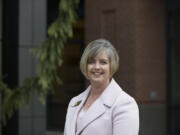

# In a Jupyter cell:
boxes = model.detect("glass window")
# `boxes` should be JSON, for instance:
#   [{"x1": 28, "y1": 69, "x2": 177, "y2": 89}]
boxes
[{"x1": 46, "y1": 0, "x2": 84, "y2": 133}]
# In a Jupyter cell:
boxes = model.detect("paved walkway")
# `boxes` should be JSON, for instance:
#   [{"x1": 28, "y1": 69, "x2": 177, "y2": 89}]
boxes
[{"x1": 46, "y1": 131, "x2": 63, "y2": 135}]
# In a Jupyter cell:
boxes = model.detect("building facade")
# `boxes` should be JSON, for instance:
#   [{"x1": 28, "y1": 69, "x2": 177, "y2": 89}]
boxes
[{"x1": 0, "y1": 0, "x2": 180, "y2": 135}]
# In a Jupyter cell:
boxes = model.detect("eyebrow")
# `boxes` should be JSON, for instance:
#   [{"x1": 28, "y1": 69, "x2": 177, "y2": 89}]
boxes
[
  {"x1": 88, "y1": 57, "x2": 108, "y2": 60},
  {"x1": 99, "y1": 58, "x2": 109, "y2": 61},
  {"x1": 90, "y1": 58, "x2": 109, "y2": 62}
]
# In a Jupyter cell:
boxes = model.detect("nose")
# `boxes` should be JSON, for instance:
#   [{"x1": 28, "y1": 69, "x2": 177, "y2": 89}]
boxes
[{"x1": 94, "y1": 62, "x2": 100, "y2": 69}]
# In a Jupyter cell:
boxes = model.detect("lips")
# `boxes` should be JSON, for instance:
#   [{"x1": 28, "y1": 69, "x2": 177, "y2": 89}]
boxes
[{"x1": 91, "y1": 72, "x2": 104, "y2": 76}]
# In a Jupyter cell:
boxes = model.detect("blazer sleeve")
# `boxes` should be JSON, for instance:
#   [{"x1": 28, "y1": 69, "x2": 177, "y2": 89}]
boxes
[
  {"x1": 63, "y1": 103, "x2": 69, "y2": 135},
  {"x1": 112, "y1": 97, "x2": 139, "y2": 135},
  {"x1": 63, "y1": 98, "x2": 74, "y2": 135}
]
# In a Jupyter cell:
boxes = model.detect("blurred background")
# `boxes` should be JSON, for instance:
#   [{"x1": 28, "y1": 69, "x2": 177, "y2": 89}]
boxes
[{"x1": 0, "y1": 0, "x2": 180, "y2": 135}]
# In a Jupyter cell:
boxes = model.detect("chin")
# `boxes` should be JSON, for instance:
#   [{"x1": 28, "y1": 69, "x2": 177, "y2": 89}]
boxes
[{"x1": 90, "y1": 77, "x2": 105, "y2": 83}]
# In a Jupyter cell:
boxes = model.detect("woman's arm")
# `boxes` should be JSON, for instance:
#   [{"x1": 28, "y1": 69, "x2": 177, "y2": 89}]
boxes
[{"x1": 113, "y1": 98, "x2": 139, "y2": 135}]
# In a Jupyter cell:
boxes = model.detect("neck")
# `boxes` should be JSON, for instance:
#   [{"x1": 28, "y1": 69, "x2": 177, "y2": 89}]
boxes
[{"x1": 89, "y1": 79, "x2": 110, "y2": 96}]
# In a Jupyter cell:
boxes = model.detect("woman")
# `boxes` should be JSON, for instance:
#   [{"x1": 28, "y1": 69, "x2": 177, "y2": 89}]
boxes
[{"x1": 64, "y1": 39, "x2": 139, "y2": 135}]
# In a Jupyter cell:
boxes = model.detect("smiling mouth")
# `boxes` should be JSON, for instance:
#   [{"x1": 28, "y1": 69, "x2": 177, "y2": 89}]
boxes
[{"x1": 92, "y1": 72, "x2": 104, "y2": 76}]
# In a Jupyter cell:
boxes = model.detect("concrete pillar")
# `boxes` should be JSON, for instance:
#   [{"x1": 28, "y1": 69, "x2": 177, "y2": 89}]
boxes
[{"x1": 18, "y1": 0, "x2": 47, "y2": 135}]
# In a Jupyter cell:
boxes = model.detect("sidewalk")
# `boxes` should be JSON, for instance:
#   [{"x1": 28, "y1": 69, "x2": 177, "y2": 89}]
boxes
[{"x1": 46, "y1": 131, "x2": 63, "y2": 135}]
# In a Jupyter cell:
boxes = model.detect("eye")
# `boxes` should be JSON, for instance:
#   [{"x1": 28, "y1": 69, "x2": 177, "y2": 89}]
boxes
[
  {"x1": 100, "y1": 60, "x2": 108, "y2": 65},
  {"x1": 87, "y1": 59, "x2": 95, "y2": 64}
]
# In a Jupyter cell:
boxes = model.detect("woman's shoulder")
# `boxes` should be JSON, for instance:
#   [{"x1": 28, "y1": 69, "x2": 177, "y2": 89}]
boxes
[
  {"x1": 110, "y1": 79, "x2": 138, "y2": 107},
  {"x1": 68, "y1": 86, "x2": 91, "y2": 107},
  {"x1": 113, "y1": 89, "x2": 139, "y2": 112},
  {"x1": 118, "y1": 90, "x2": 136, "y2": 102},
  {"x1": 69, "y1": 91, "x2": 86, "y2": 103}
]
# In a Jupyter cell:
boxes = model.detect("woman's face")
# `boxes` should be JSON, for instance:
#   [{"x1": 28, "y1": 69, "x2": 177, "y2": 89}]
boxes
[{"x1": 87, "y1": 51, "x2": 110, "y2": 85}]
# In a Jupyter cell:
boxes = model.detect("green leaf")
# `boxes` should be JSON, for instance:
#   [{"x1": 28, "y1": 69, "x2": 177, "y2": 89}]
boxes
[{"x1": 0, "y1": 0, "x2": 80, "y2": 126}]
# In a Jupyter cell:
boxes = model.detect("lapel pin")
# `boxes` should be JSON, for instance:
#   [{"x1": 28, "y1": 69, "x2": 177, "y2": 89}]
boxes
[{"x1": 73, "y1": 101, "x2": 82, "y2": 107}]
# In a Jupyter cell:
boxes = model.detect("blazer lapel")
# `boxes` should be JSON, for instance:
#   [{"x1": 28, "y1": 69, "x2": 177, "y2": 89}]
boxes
[
  {"x1": 76, "y1": 98, "x2": 106, "y2": 135},
  {"x1": 76, "y1": 78, "x2": 122, "y2": 135},
  {"x1": 70, "y1": 102, "x2": 83, "y2": 135},
  {"x1": 69, "y1": 86, "x2": 91, "y2": 135}
]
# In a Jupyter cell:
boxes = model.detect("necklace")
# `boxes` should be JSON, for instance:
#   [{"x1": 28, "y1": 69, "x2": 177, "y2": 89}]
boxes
[
  {"x1": 85, "y1": 94, "x2": 98, "y2": 108},
  {"x1": 86, "y1": 103, "x2": 91, "y2": 107}
]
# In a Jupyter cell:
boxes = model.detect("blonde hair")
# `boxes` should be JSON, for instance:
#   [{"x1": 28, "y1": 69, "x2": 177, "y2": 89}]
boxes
[{"x1": 80, "y1": 39, "x2": 119, "y2": 79}]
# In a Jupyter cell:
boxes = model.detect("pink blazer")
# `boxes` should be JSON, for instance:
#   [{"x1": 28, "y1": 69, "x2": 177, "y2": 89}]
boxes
[{"x1": 64, "y1": 79, "x2": 139, "y2": 135}]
